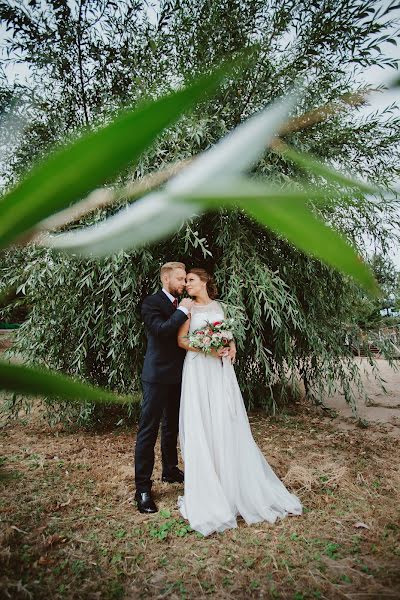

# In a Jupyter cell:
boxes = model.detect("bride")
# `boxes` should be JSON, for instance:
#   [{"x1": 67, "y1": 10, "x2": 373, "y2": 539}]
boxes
[{"x1": 177, "y1": 268, "x2": 302, "y2": 537}]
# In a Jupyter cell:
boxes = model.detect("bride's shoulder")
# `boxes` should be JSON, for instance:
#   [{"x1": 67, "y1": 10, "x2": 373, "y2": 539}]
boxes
[{"x1": 213, "y1": 299, "x2": 227, "y2": 314}]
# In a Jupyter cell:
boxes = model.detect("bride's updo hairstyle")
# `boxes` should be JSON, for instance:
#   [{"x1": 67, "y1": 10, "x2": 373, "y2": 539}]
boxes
[{"x1": 188, "y1": 268, "x2": 218, "y2": 300}]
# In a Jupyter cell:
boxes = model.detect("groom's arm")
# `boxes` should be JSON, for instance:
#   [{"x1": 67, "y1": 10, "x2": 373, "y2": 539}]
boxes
[{"x1": 141, "y1": 297, "x2": 188, "y2": 338}]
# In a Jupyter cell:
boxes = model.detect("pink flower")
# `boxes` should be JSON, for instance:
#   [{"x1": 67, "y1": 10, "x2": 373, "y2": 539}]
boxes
[{"x1": 203, "y1": 336, "x2": 211, "y2": 346}]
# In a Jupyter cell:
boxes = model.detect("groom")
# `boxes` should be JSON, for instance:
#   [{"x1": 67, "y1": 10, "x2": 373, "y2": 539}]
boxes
[{"x1": 134, "y1": 262, "x2": 192, "y2": 513}]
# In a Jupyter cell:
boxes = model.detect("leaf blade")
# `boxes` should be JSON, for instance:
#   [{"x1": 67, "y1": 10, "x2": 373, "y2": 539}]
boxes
[
  {"x1": 274, "y1": 144, "x2": 378, "y2": 195},
  {"x1": 42, "y1": 95, "x2": 299, "y2": 256},
  {"x1": 0, "y1": 63, "x2": 234, "y2": 249},
  {"x1": 0, "y1": 361, "x2": 132, "y2": 406},
  {"x1": 184, "y1": 180, "x2": 380, "y2": 296}
]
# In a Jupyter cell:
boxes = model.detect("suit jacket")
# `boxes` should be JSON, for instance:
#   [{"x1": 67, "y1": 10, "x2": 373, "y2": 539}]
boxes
[{"x1": 141, "y1": 290, "x2": 188, "y2": 384}]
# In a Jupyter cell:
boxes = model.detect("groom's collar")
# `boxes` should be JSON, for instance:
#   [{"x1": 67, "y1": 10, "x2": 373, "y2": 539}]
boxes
[{"x1": 161, "y1": 287, "x2": 176, "y2": 303}]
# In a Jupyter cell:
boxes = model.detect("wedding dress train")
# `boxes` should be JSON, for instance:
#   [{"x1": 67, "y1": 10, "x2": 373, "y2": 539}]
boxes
[{"x1": 178, "y1": 301, "x2": 302, "y2": 537}]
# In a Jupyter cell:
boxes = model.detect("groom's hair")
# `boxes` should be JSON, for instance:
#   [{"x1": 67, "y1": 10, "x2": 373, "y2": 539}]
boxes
[{"x1": 160, "y1": 262, "x2": 186, "y2": 278}]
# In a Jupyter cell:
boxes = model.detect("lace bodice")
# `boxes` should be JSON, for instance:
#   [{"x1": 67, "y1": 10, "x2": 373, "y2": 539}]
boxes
[{"x1": 189, "y1": 300, "x2": 224, "y2": 333}]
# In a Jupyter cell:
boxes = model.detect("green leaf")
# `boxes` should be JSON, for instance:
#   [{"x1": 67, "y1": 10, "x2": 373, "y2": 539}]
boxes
[
  {"x1": 43, "y1": 93, "x2": 298, "y2": 256},
  {"x1": 0, "y1": 61, "x2": 238, "y2": 249},
  {"x1": 0, "y1": 361, "x2": 132, "y2": 405},
  {"x1": 389, "y1": 73, "x2": 400, "y2": 89},
  {"x1": 275, "y1": 144, "x2": 378, "y2": 195},
  {"x1": 184, "y1": 179, "x2": 380, "y2": 296},
  {"x1": 0, "y1": 285, "x2": 17, "y2": 309}
]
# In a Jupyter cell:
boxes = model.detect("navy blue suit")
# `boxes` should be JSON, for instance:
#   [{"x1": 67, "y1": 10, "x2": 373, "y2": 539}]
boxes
[{"x1": 135, "y1": 290, "x2": 188, "y2": 492}]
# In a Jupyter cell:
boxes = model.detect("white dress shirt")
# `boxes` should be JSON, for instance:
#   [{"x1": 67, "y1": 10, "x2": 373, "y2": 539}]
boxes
[{"x1": 162, "y1": 288, "x2": 188, "y2": 315}]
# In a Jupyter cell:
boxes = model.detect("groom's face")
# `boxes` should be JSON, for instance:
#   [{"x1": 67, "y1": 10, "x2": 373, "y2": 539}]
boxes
[{"x1": 167, "y1": 268, "x2": 186, "y2": 297}]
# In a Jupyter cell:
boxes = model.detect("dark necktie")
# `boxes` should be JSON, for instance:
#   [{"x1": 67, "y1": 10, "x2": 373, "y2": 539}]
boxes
[{"x1": 173, "y1": 298, "x2": 178, "y2": 309}]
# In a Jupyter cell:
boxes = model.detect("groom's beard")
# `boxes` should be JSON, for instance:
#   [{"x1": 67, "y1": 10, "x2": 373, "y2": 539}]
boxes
[{"x1": 171, "y1": 286, "x2": 185, "y2": 297}]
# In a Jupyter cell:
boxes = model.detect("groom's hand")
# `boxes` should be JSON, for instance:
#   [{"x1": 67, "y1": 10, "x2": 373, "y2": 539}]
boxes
[{"x1": 179, "y1": 298, "x2": 193, "y2": 310}]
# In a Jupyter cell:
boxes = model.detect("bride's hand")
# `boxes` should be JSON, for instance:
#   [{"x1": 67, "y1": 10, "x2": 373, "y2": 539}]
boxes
[
  {"x1": 210, "y1": 348, "x2": 224, "y2": 359},
  {"x1": 226, "y1": 344, "x2": 236, "y2": 364},
  {"x1": 211, "y1": 347, "x2": 229, "y2": 359}
]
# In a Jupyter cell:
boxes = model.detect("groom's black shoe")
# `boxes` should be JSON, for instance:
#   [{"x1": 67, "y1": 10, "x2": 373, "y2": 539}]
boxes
[
  {"x1": 135, "y1": 491, "x2": 158, "y2": 514},
  {"x1": 161, "y1": 467, "x2": 184, "y2": 484}
]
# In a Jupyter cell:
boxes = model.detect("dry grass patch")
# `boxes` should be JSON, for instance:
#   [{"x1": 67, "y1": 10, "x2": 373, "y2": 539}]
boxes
[{"x1": 0, "y1": 403, "x2": 399, "y2": 599}]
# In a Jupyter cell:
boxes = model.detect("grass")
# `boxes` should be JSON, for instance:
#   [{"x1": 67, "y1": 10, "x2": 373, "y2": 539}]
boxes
[{"x1": 0, "y1": 400, "x2": 399, "y2": 599}]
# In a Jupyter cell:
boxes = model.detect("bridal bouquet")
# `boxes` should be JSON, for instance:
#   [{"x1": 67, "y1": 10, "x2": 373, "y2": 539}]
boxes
[{"x1": 187, "y1": 318, "x2": 235, "y2": 354}]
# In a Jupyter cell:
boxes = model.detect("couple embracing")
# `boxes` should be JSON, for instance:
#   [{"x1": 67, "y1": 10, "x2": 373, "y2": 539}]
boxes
[{"x1": 134, "y1": 262, "x2": 302, "y2": 537}]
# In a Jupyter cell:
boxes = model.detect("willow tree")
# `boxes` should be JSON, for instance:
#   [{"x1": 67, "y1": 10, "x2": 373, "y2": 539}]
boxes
[{"x1": 1, "y1": 0, "x2": 399, "y2": 426}]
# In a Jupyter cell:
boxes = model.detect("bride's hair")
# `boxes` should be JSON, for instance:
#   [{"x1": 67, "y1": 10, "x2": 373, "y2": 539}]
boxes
[{"x1": 188, "y1": 268, "x2": 218, "y2": 300}]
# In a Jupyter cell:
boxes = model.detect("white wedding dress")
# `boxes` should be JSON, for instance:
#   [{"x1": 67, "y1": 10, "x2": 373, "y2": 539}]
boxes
[{"x1": 178, "y1": 300, "x2": 302, "y2": 536}]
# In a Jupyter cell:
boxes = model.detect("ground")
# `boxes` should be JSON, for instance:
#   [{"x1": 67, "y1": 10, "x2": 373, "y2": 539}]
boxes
[
  {"x1": 321, "y1": 358, "x2": 400, "y2": 432},
  {"x1": 1, "y1": 347, "x2": 399, "y2": 599}
]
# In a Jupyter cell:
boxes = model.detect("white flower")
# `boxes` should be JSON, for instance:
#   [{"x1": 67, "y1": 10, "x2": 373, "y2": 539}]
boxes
[{"x1": 220, "y1": 331, "x2": 233, "y2": 340}]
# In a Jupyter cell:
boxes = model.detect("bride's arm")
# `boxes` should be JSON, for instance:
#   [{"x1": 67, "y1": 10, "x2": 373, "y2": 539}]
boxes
[{"x1": 227, "y1": 339, "x2": 237, "y2": 363}]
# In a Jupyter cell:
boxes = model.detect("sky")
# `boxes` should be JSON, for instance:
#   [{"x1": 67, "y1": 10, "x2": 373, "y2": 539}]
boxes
[{"x1": 1, "y1": 2, "x2": 400, "y2": 266}]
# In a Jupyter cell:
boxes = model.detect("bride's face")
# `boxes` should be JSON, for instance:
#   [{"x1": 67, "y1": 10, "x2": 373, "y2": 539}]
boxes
[{"x1": 186, "y1": 273, "x2": 206, "y2": 298}]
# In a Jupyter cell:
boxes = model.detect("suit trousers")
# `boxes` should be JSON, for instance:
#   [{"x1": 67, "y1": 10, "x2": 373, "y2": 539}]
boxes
[{"x1": 134, "y1": 381, "x2": 181, "y2": 492}]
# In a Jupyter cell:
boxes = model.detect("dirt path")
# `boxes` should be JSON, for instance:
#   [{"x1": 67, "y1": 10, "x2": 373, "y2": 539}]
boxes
[{"x1": 322, "y1": 358, "x2": 400, "y2": 437}]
